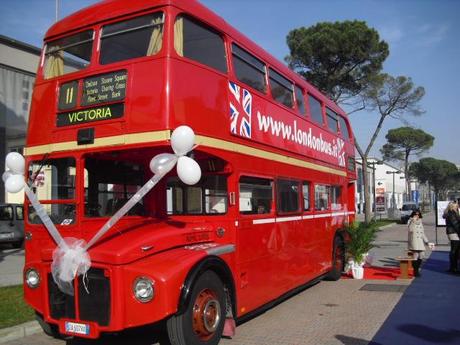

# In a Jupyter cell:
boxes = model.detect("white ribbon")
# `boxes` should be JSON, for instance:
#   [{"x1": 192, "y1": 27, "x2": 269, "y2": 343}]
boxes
[{"x1": 4, "y1": 126, "x2": 201, "y2": 295}]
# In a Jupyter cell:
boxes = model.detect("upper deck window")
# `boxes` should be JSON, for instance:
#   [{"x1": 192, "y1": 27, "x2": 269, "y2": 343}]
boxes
[
  {"x1": 232, "y1": 44, "x2": 266, "y2": 93},
  {"x1": 338, "y1": 115, "x2": 351, "y2": 140},
  {"x1": 326, "y1": 108, "x2": 339, "y2": 133},
  {"x1": 269, "y1": 68, "x2": 294, "y2": 108},
  {"x1": 100, "y1": 12, "x2": 164, "y2": 65},
  {"x1": 295, "y1": 85, "x2": 306, "y2": 115},
  {"x1": 43, "y1": 30, "x2": 93, "y2": 79},
  {"x1": 308, "y1": 95, "x2": 323, "y2": 125},
  {"x1": 174, "y1": 15, "x2": 227, "y2": 73}
]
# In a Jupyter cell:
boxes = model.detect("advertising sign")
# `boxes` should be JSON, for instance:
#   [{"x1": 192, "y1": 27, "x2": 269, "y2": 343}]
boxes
[
  {"x1": 228, "y1": 81, "x2": 347, "y2": 168},
  {"x1": 436, "y1": 201, "x2": 449, "y2": 227},
  {"x1": 375, "y1": 184, "x2": 386, "y2": 213},
  {"x1": 375, "y1": 195, "x2": 386, "y2": 213}
]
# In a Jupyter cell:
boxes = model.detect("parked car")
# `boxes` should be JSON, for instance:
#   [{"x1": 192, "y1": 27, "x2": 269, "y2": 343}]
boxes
[
  {"x1": 400, "y1": 202, "x2": 418, "y2": 223},
  {"x1": 0, "y1": 203, "x2": 24, "y2": 248}
]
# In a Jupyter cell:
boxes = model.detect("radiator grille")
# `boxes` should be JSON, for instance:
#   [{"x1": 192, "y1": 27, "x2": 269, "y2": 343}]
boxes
[
  {"x1": 78, "y1": 268, "x2": 111, "y2": 326},
  {"x1": 48, "y1": 268, "x2": 111, "y2": 326},
  {"x1": 48, "y1": 274, "x2": 76, "y2": 320}
]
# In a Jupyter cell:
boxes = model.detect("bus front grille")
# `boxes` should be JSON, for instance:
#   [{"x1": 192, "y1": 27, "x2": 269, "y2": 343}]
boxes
[{"x1": 48, "y1": 268, "x2": 111, "y2": 326}]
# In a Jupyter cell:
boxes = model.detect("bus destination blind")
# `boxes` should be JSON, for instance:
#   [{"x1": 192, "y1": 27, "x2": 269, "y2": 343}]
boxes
[
  {"x1": 56, "y1": 103, "x2": 124, "y2": 127},
  {"x1": 81, "y1": 70, "x2": 127, "y2": 106}
]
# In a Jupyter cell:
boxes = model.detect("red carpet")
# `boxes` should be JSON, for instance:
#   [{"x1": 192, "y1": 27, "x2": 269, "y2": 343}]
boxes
[{"x1": 343, "y1": 265, "x2": 413, "y2": 280}]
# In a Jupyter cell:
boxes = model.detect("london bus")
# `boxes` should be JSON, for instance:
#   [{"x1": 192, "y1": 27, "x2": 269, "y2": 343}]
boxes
[{"x1": 21, "y1": 0, "x2": 356, "y2": 343}]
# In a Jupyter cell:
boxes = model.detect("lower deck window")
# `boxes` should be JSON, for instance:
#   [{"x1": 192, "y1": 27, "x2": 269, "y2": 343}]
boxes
[
  {"x1": 239, "y1": 176, "x2": 273, "y2": 214},
  {"x1": 315, "y1": 185, "x2": 330, "y2": 211},
  {"x1": 276, "y1": 179, "x2": 300, "y2": 213},
  {"x1": 167, "y1": 175, "x2": 228, "y2": 215}
]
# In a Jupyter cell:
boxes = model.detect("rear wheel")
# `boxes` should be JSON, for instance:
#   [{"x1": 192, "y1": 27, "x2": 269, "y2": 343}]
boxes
[
  {"x1": 325, "y1": 236, "x2": 345, "y2": 281},
  {"x1": 167, "y1": 270, "x2": 225, "y2": 345}
]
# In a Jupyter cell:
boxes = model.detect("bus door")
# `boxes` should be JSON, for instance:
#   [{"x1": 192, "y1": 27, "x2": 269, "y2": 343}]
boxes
[
  {"x1": 312, "y1": 184, "x2": 332, "y2": 272},
  {"x1": 236, "y1": 176, "x2": 275, "y2": 311},
  {"x1": 273, "y1": 179, "x2": 303, "y2": 290}
]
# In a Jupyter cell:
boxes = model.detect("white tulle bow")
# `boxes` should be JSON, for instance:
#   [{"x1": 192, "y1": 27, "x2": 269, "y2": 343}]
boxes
[{"x1": 3, "y1": 126, "x2": 201, "y2": 295}]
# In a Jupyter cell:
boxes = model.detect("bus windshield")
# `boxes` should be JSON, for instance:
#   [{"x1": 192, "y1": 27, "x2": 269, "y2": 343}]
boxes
[
  {"x1": 28, "y1": 158, "x2": 76, "y2": 225},
  {"x1": 84, "y1": 154, "x2": 146, "y2": 218}
]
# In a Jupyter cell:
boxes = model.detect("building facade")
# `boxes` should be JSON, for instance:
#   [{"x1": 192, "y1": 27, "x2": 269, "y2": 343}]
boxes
[
  {"x1": 356, "y1": 158, "x2": 406, "y2": 215},
  {"x1": 0, "y1": 35, "x2": 40, "y2": 203}
]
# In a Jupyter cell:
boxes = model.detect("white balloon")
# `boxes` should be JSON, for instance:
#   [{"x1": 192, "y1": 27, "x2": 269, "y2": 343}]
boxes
[
  {"x1": 6, "y1": 152, "x2": 25, "y2": 174},
  {"x1": 170, "y1": 126, "x2": 195, "y2": 156},
  {"x1": 177, "y1": 156, "x2": 201, "y2": 185},
  {"x1": 2, "y1": 170, "x2": 12, "y2": 183},
  {"x1": 149, "y1": 153, "x2": 177, "y2": 175},
  {"x1": 5, "y1": 175, "x2": 24, "y2": 193}
]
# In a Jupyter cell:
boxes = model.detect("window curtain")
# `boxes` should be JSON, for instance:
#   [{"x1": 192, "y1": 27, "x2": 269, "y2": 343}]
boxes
[
  {"x1": 44, "y1": 50, "x2": 64, "y2": 79},
  {"x1": 147, "y1": 16, "x2": 164, "y2": 56},
  {"x1": 174, "y1": 16, "x2": 184, "y2": 57}
]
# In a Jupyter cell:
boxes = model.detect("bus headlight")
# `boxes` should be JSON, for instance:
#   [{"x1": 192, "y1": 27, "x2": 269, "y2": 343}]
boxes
[
  {"x1": 133, "y1": 277, "x2": 154, "y2": 303},
  {"x1": 25, "y1": 268, "x2": 40, "y2": 288}
]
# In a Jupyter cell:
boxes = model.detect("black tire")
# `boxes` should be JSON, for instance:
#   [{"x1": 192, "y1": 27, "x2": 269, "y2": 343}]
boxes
[
  {"x1": 167, "y1": 270, "x2": 226, "y2": 345},
  {"x1": 12, "y1": 240, "x2": 23, "y2": 249},
  {"x1": 325, "y1": 236, "x2": 345, "y2": 281}
]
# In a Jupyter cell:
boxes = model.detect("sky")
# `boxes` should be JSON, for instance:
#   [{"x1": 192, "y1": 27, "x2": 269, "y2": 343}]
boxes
[{"x1": 1, "y1": 0, "x2": 459, "y2": 165}]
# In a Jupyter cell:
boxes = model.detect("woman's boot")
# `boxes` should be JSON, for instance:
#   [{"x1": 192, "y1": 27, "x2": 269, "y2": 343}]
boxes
[{"x1": 413, "y1": 259, "x2": 422, "y2": 277}]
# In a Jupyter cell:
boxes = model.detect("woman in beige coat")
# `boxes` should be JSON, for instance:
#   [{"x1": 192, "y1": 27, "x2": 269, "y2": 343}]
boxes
[{"x1": 408, "y1": 210, "x2": 434, "y2": 276}]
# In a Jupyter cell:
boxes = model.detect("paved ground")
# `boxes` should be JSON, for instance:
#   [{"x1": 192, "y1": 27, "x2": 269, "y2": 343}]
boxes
[
  {"x1": 0, "y1": 245, "x2": 24, "y2": 287},
  {"x1": 1, "y1": 213, "x2": 451, "y2": 345}
]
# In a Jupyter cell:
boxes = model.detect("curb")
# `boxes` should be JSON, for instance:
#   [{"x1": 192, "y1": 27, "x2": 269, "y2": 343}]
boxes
[
  {"x1": 378, "y1": 222, "x2": 397, "y2": 230},
  {"x1": 0, "y1": 320, "x2": 42, "y2": 344}
]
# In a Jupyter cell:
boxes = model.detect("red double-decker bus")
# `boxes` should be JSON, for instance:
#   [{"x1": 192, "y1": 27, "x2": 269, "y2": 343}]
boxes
[{"x1": 22, "y1": 0, "x2": 356, "y2": 343}]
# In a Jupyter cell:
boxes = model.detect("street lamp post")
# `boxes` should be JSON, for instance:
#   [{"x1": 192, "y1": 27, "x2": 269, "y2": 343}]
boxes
[
  {"x1": 368, "y1": 160, "x2": 383, "y2": 218},
  {"x1": 386, "y1": 170, "x2": 402, "y2": 217}
]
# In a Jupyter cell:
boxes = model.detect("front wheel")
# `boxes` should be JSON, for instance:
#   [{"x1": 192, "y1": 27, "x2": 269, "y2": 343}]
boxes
[
  {"x1": 167, "y1": 270, "x2": 226, "y2": 345},
  {"x1": 325, "y1": 236, "x2": 345, "y2": 281}
]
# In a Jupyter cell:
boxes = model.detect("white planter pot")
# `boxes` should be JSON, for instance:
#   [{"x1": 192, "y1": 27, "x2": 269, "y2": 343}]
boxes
[{"x1": 351, "y1": 265, "x2": 364, "y2": 279}]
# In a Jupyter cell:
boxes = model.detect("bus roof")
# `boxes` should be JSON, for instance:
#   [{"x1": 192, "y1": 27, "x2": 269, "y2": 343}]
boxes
[{"x1": 45, "y1": 0, "x2": 346, "y2": 117}]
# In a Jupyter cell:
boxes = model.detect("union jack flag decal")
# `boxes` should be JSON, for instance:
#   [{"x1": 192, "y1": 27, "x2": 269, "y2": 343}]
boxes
[{"x1": 229, "y1": 81, "x2": 252, "y2": 138}]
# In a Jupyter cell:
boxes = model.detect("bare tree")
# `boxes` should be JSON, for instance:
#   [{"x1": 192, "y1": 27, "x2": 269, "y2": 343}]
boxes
[{"x1": 356, "y1": 74, "x2": 425, "y2": 223}]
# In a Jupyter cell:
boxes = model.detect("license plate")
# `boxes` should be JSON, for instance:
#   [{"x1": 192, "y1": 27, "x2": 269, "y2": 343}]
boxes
[
  {"x1": 0, "y1": 233, "x2": 14, "y2": 239},
  {"x1": 65, "y1": 321, "x2": 90, "y2": 335}
]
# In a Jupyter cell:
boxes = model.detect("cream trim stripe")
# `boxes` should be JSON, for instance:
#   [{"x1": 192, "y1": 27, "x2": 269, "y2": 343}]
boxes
[
  {"x1": 253, "y1": 218, "x2": 276, "y2": 225},
  {"x1": 24, "y1": 130, "x2": 171, "y2": 156},
  {"x1": 252, "y1": 212, "x2": 354, "y2": 225},
  {"x1": 196, "y1": 135, "x2": 346, "y2": 177},
  {"x1": 276, "y1": 216, "x2": 302, "y2": 222},
  {"x1": 24, "y1": 132, "x2": 346, "y2": 177}
]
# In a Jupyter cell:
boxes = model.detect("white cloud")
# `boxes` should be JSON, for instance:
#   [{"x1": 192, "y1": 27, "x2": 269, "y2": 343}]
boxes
[
  {"x1": 379, "y1": 26, "x2": 404, "y2": 46},
  {"x1": 414, "y1": 23, "x2": 449, "y2": 47}
]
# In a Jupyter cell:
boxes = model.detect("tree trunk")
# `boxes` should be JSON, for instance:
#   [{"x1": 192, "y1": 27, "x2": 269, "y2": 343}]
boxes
[
  {"x1": 404, "y1": 149, "x2": 410, "y2": 201},
  {"x1": 355, "y1": 141, "x2": 372, "y2": 224},
  {"x1": 362, "y1": 158, "x2": 372, "y2": 224}
]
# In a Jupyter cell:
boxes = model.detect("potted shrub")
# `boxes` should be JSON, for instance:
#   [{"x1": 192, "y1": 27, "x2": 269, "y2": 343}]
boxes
[{"x1": 345, "y1": 221, "x2": 379, "y2": 279}]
